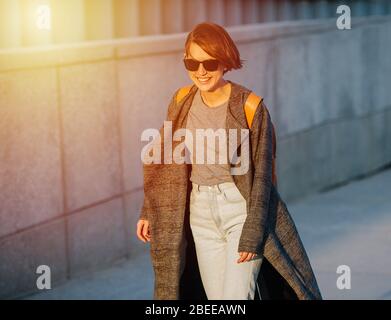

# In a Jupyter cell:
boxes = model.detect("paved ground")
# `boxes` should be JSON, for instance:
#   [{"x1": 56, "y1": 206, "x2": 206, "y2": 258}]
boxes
[{"x1": 25, "y1": 167, "x2": 391, "y2": 300}]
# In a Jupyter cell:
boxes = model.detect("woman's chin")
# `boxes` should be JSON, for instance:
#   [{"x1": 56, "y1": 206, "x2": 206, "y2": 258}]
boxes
[{"x1": 196, "y1": 81, "x2": 216, "y2": 92}]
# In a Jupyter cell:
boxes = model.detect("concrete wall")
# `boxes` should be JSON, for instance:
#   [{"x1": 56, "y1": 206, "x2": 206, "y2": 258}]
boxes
[
  {"x1": 1, "y1": 16, "x2": 391, "y2": 298},
  {"x1": 1, "y1": 0, "x2": 391, "y2": 49}
]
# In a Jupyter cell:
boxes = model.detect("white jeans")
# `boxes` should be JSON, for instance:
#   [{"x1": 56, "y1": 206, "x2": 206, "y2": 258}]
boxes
[{"x1": 189, "y1": 181, "x2": 263, "y2": 300}]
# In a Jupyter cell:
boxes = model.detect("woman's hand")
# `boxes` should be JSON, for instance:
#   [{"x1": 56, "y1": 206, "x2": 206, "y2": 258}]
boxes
[
  {"x1": 137, "y1": 219, "x2": 151, "y2": 243},
  {"x1": 237, "y1": 252, "x2": 257, "y2": 263}
]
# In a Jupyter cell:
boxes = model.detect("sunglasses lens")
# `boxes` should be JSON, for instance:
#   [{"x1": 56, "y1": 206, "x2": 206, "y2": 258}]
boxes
[
  {"x1": 203, "y1": 60, "x2": 219, "y2": 71},
  {"x1": 184, "y1": 59, "x2": 199, "y2": 71},
  {"x1": 183, "y1": 59, "x2": 219, "y2": 72}
]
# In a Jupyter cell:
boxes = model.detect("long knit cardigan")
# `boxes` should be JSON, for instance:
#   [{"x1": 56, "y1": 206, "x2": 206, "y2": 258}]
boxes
[{"x1": 140, "y1": 80, "x2": 322, "y2": 300}]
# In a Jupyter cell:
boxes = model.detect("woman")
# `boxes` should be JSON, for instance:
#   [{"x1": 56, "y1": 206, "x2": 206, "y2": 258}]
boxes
[{"x1": 137, "y1": 22, "x2": 322, "y2": 300}]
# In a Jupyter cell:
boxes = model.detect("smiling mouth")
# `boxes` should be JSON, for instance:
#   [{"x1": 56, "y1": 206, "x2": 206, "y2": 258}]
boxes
[{"x1": 197, "y1": 77, "x2": 211, "y2": 83}]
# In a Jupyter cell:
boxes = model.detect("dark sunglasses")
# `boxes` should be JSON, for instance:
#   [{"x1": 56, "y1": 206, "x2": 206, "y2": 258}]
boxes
[{"x1": 183, "y1": 58, "x2": 220, "y2": 72}]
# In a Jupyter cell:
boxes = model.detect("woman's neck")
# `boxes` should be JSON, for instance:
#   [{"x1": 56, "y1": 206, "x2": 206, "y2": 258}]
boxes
[{"x1": 200, "y1": 79, "x2": 231, "y2": 107}]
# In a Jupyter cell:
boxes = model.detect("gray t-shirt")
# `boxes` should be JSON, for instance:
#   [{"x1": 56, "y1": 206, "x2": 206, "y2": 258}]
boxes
[{"x1": 185, "y1": 88, "x2": 234, "y2": 185}]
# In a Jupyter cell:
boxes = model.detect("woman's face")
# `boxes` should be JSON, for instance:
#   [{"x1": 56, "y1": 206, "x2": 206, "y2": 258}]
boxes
[{"x1": 184, "y1": 42, "x2": 226, "y2": 92}]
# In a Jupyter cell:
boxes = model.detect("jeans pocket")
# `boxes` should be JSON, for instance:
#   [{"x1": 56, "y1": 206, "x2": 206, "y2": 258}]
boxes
[{"x1": 222, "y1": 185, "x2": 245, "y2": 203}]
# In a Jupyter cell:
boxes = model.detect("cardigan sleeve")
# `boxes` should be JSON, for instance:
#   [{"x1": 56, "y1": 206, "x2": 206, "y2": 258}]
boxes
[
  {"x1": 138, "y1": 89, "x2": 180, "y2": 221},
  {"x1": 238, "y1": 100, "x2": 274, "y2": 254}
]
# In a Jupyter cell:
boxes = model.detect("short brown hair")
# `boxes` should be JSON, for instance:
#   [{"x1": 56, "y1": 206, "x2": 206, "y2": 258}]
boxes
[{"x1": 184, "y1": 22, "x2": 244, "y2": 75}]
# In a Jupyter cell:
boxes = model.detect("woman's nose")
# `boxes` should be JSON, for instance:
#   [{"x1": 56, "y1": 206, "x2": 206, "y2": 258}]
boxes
[{"x1": 196, "y1": 62, "x2": 207, "y2": 75}]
